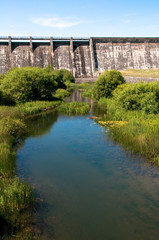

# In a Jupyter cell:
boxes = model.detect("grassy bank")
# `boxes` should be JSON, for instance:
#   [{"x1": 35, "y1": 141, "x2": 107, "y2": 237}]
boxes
[
  {"x1": 120, "y1": 69, "x2": 159, "y2": 78},
  {"x1": 77, "y1": 73, "x2": 159, "y2": 165},
  {"x1": 96, "y1": 82, "x2": 159, "y2": 165},
  {"x1": 0, "y1": 66, "x2": 76, "y2": 239},
  {"x1": 0, "y1": 100, "x2": 61, "y2": 239},
  {"x1": 97, "y1": 100, "x2": 159, "y2": 164}
]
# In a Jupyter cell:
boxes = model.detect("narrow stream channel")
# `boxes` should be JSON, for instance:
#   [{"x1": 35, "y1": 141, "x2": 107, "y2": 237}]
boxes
[{"x1": 17, "y1": 91, "x2": 159, "y2": 240}]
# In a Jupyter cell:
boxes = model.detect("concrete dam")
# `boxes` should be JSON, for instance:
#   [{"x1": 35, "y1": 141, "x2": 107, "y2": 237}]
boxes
[{"x1": 1, "y1": 37, "x2": 159, "y2": 77}]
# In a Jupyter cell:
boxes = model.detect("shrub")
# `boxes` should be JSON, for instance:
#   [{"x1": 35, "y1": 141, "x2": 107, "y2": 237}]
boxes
[
  {"x1": 0, "y1": 90, "x2": 3, "y2": 105},
  {"x1": 59, "y1": 69, "x2": 75, "y2": 83},
  {"x1": 53, "y1": 88, "x2": 70, "y2": 99},
  {"x1": 0, "y1": 67, "x2": 58, "y2": 103},
  {"x1": 113, "y1": 82, "x2": 159, "y2": 114},
  {"x1": 93, "y1": 70, "x2": 125, "y2": 100},
  {"x1": 52, "y1": 69, "x2": 75, "y2": 89},
  {"x1": 52, "y1": 69, "x2": 66, "y2": 89},
  {"x1": 0, "y1": 74, "x2": 5, "y2": 84}
]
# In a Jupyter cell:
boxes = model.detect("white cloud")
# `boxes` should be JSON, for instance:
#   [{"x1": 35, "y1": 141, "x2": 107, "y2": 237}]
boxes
[
  {"x1": 9, "y1": 25, "x2": 15, "y2": 29},
  {"x1": 32, "y1": 16, "x2": 83, "y2": 29}
]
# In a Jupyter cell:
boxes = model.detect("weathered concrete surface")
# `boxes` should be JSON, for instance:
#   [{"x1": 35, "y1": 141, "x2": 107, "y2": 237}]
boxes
[
  {"x1": 1, "y1": 37, "x2": 159, "y2": 77},
  {"x1": 74, "y1": 42, "x2": 92, "y2": 78}
]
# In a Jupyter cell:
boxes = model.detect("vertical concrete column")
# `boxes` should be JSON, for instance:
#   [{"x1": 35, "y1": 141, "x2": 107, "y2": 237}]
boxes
[
  {"x1": 89, "y1": 37, "x2": 96, "y2": 77},
  {"x1": 8, "y1": 36, "x2": 12, "y2": 69},
  {"x1": 50, "y1": 37, "x2": 54, "y2": 67},
  {"x1": 70, "y1": 37, "x2": 75, "y2": 77},
  {"x1": 30, "y1": 37, "x2": 34, "y2": 66}
]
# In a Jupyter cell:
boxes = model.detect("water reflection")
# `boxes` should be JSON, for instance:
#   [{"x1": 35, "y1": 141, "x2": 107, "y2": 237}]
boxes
[
  {"x1": 65, "y1": 89, "x2": 107, "y2": 116},
  {"x1": 25, "y1": 111, "x2": 59, "y2": 138}
]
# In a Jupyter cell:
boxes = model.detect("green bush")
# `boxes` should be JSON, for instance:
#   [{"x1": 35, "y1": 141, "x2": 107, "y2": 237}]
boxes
[
  {"x1": 59, "y1": 69, "x2": 75, "y2": 83},
  {"x1": 0, "y1": 90, "x2": 3, "y2": 105},
  {"x1": 93, "y1": 70, "x2": 125, "y2": 100},
  {"x1": 113, "y1": 82, "x2": 159, "y2": 114},
  {"x1": 0, "y1": 67, "x2": 58, "y2": 103},
  {"x1": 52, "y1": 69, "x2": 75, "y2": 89},
  {"x1": 53, "y1": 88, "x2": 70, "y2": 99},
  {"x1": 52, "y1": 69, "x2": 66, "y2": 89},
  {"x1": 0, "y1": 74, "x2": 5, "y2": 84}
]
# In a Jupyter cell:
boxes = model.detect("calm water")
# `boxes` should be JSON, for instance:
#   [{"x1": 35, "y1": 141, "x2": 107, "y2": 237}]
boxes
[{"x1": 17, "y1": 94, "x2": 159, "y2": 240}]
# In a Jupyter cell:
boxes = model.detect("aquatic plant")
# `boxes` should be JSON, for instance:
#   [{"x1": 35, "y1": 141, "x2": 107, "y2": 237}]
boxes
[
  {"x1": 98, "y1": 120, "x2": 128, "y2": 128},
  {"x1": 58, "y1": 101, "x2": 90, "y2": 114}
]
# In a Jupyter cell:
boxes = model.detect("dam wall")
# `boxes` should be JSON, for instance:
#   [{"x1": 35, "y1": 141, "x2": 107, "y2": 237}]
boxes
[{"x1": 1, "y1": 37, "x2": 159, "y2": 77}]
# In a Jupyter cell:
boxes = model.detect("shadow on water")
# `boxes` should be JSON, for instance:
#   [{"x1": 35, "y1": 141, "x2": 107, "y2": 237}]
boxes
[{"x1": 25, "y1": 111, "x2": 59, "y2": 138}]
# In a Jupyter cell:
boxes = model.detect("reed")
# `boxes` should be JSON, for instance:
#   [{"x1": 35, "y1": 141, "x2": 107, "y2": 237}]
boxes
[{"x1": 58, "y1": 101, "x2": 90, "y2": 114}]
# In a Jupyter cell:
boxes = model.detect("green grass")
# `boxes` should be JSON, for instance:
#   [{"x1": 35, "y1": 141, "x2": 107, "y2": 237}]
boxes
[
  {"x1": 120, "y1": 69, "x2": 159, "y2": 78},
  {"x1": 0, "y1": 100, "x2": 61, "y2": 239},
  {"x1": 97, "y1": 96, "x2": 159, "y2": 165},
  {"x1": 0, "y1": 101, "x2": 61, "y2": 119},
  {"x1": 77, "y1": 82, "x2": 94, "y2": 99},
  {"x1": 58, "y1": 101, "x2": 90, "y2": 114}
]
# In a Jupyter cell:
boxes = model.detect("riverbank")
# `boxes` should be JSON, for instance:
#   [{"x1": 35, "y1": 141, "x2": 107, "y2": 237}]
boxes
[
  {"x1": 78, "y1": 80, "x2": 159, "y2": 166},
  {"x1": 0, "y1": 101, "x2": 61, "y2": 239}
]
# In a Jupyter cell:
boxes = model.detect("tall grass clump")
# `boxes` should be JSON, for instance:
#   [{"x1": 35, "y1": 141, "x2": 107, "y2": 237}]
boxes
[
  {"x1": 0, "y1": 177, "x2": 34, "y2": 239},
  {"x1": 58, "y1": 101, "x2": 90, "y2": 114},
  {"x1": 109, "y1": 119, "x2": 159, "y2": 163},
  {"x1": 0, "y1": 117, "x2": 27, "y2": 138}
]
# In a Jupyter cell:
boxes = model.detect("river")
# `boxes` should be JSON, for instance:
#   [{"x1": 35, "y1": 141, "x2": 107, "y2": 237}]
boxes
[{"x1": 17, "y1": 92, "x2": 159, "y2": 240}]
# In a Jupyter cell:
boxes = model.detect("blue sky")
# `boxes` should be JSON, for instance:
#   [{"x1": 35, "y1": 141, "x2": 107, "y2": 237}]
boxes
[{"x1": 1, "y1": 0, "x2": 159, "y2": 37}]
